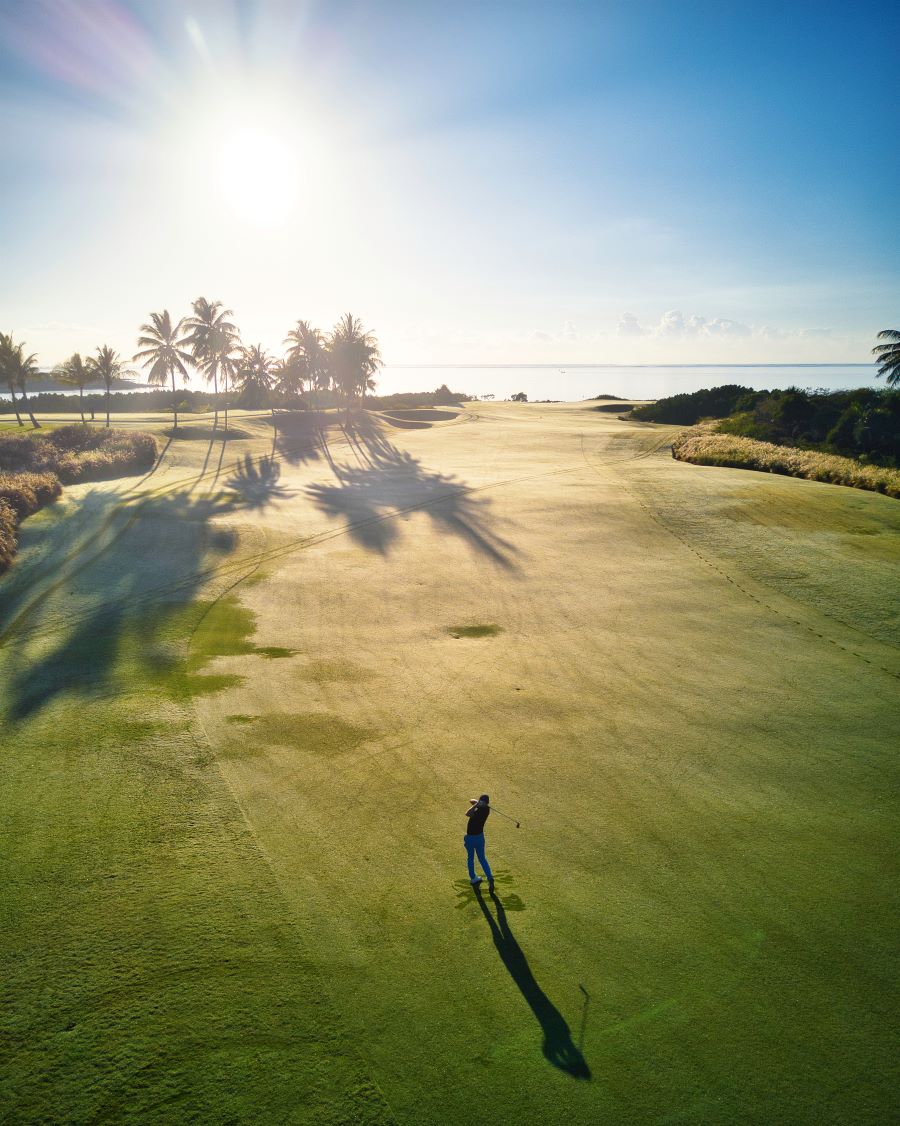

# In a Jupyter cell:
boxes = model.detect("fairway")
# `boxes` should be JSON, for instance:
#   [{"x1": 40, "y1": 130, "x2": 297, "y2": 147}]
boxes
[{"x1": 2, "y1": 402, "x2": 898, "y2": 1124}]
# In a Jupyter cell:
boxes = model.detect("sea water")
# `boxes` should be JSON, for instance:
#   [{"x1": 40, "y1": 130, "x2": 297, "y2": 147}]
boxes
[
  {"x1": 0, "y1": 364, "x2": 881, "y2": 406},
  {"x1": 378, "y1": 364, "x2": 880, "y2": 402}
]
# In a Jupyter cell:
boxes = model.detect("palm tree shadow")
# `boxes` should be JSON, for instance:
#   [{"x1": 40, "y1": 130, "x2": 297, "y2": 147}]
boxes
[
  {"x1": 226, "y1": 453, "x2": 295, "y2": 509},
  {"x1": 2, "y1": 487, "x2": 240, "y2": 722},
  {"x1": 474, "y1": 887, "x2": 591, "y2": 1080},
  {"x1": 266, "y1": 410, "x2": 324, "y2": 467},
  {"x1": 305, "y1": 415, "x2": 519, "y2": 568}
]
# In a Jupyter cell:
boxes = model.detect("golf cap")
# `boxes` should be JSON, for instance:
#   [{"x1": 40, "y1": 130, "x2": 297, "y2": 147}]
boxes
[{"x1": 479, "y1": 794, "x2": 490, "y2": 804}]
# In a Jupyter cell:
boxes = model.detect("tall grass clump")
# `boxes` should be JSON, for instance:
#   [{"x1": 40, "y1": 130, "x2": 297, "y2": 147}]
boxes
[
  {"x1": 0, "y1": 426, "x2": 157, "y2": 573},
  {"x1": 672, "y1": 425, "x2": 900, "y2": 498},
  {"x1": 0, "y1": 471, "x2": 62, "y2": 519},
  {"x1": 0, "y1": 499, "x2": 17, "y2": 571}
]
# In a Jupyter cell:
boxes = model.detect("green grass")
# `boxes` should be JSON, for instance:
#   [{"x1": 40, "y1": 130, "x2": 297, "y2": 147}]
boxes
[
  {"x1": 1, "y1": 406, "x2": 897, "y2": 1124},
  {"x1": 447, "y1": 623, "x2": 503, "y2": 638}
]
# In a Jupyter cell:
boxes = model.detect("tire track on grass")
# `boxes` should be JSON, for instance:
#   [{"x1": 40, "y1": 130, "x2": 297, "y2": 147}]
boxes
[
  {"x1": 187, "y1": 615, "x2": 399, "y2": 1126},
  {"x1": 579, "y1": 436, "x2": 900, "y2": 682},
  {"x1": 4, "y1": 418, "x2": 679, "y2": 649}
]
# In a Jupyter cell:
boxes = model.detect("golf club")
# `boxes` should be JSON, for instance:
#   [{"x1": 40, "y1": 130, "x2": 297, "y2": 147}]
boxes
[
  {"x1": 470, "y1": 798, "x2": 521, "y2": 828},
  {"x1": 491, "y1": 805, "x2": 521, "y2": 829}
]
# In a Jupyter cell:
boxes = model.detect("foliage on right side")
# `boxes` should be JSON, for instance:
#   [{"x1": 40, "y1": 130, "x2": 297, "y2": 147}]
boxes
[{"x1": 633, "y1": 385, "x2": 900, "y2": 467}]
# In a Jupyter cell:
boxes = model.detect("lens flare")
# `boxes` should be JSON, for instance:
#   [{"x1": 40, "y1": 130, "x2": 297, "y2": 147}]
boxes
[{"x1": 215, "y1": 125, "x2": 299, "y2": 227}]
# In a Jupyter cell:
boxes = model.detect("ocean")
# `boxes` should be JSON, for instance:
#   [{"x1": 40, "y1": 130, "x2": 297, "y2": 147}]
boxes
[
  {"x1": 378, "y1": 364, "x2": 881, "y2": 402},
  {"x1": 0, "y1": 364, "x2": 882, "y2": 405}
]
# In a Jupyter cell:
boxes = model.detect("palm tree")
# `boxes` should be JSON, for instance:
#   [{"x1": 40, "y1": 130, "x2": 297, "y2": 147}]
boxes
[
  {"x1": 133, "y1": 310, "x2": 193, "y2": 430},
  {"x1": 284, "y1": 320, "x2": 327, "y2": 408},
  {"x1": 235, "y1": 344, "x2": 277, "y2": 416},
  {"x1": 1, "y1": 335, "x2": 41, "y2": 427},
  {"x1": 89, "y1": 345, "x2": 134, "y2": 427},
  {"x1": 53, "y1": 352, "x2": 91, "y2": 423},
  {"x1": 327, "y1": 313, "x2": 381, "y2": 413},
  {"x1": 183, "y1": 297, "x2": 241, "y2": 430},
  {"x1": 873, "y1": 328, "x2": 900, "y2": 386},
  {"x1": 0, "y1": 332, "x2": 25, "y2": 426},
  {"x1": 274, "y1": 357, "x2": 305, "y2": 404}
]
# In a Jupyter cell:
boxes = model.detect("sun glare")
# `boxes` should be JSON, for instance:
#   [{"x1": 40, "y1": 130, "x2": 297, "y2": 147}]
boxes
[{"x1": 214, "y1": 125, "x2": 299, "y2": 227}]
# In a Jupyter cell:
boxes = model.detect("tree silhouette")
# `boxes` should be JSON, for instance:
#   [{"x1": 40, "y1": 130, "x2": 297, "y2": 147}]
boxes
[
  {"x1": 873, "y1": 328, "x2": 900, "y2": 386},
  {"x1": 0, "y1": 332, "x2": 26, "y2": 426},
  {"x1": 328, "y1": 313, "x2": 381, "y2": 412},
  {"x1": 134, "y1": 310, "x2": 193, "y2": 429},
  {"x1": 1, "y1": 334, "x2": 40, "y2": 427},
  {"x1": 53, "y1": 352, "x2": 92, "y2": 424},
  {"x1": 284, "y1": 320, "x2": 329, "y2": 409},
  {"x1": 184, "y1": 297, "x2": 241, "y2": 430},
  {"x1": 88, "y1": 345, "x2": 134, "y2": 428},
  {"x1": 235, "y1": 344, "x2": 277, "y2": 414}
]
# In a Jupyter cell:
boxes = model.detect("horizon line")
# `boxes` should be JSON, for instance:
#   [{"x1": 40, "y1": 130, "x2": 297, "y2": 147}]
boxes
[{"x1": 386, "y1": 362, "x2": 873, "y2": 369}]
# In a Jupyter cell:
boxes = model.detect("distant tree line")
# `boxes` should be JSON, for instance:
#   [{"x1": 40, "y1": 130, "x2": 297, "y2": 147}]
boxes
[
  {"x1": 633, "y1": 384, "x2": 900, "y2": 466},
  {"x1": 1, "y1": 302, "x2": 384, "y2": 431}
]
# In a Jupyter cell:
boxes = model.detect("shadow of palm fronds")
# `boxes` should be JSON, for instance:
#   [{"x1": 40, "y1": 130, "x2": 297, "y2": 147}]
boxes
[
  {"x1": 305, "y1": 417, "x2": 519, "y2": 567},
  {"x1": 226, "y1": 454, "x2": 294, "y2": 510}
]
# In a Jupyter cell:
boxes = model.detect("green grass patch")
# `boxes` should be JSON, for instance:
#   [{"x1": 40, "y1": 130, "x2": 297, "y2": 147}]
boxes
[
  {"x1": 140, "y1": 596, "x2": 296, "y2": 701},
  {"x1": 221, "y1": 712, "x2": 375, "y2": 756},
  {"x1": 447, "y1": 623, "x2": 503, "y2": 638}
]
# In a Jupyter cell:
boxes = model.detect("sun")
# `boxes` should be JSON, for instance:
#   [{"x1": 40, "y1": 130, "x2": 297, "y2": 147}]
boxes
[{"x1": 214, "y1": 124, "x2": 299, "y2": 227}]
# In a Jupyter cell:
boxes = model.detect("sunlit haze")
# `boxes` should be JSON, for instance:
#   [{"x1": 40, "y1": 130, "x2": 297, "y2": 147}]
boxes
[{"x1": 1, "y1": 1, "x2": 898, "y2": 387}]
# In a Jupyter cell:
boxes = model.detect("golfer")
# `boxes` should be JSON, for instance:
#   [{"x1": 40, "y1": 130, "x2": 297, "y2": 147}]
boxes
[{"x1": 464, "y1": 794, "x2": 494, "y2": 890}]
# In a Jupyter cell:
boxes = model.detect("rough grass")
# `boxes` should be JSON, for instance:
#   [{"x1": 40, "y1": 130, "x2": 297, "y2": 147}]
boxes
[
  {"x1": 0, "y1": 498, "x2": 16, "y2": 571},
  {"x1": 0, "y1": 425, "x2": 157, "y2": 479},
  {"x1": 0, "y1": 470, "x2": 62, "y2": 520},
  {"x1": 0, "y1": 427, "x2": 157, "y2": 573},
  {"x1": 673, "y1": 424, "x2": 900, "y2": 498}
]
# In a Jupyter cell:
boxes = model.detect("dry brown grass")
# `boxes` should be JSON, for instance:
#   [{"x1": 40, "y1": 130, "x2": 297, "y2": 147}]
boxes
[
  {"x1": 0, "y1": 471, "x2": 62, "y2": 520},
  {"x1": 672, "y1": 424, "x2": 900, "y2": 498},
  {"x1": 0, "y1": 427, "x2": 157, "y2": 573},
  {"x1": 0, "y1": 499, "x2": 16, "y2": 572}
]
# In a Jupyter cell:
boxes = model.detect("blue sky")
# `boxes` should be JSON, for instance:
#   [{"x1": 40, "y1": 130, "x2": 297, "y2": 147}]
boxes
[{"x1": 1, "y1": 0, "x2": 898, "y2": 370}]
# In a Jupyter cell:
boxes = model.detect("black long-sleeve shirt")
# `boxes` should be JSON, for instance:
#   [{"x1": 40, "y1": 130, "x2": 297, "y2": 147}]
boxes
[{"x1": 466, "y1": 804, "x2": 490, "y2": 836}]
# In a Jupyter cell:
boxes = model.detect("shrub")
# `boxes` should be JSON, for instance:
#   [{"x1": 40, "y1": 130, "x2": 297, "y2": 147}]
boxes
[
  {"x1": 0, "y1": 500, "x2": 16, "y2": 571},
  {"x1": 0, "y1": 427, "x2": 157, "y2": 483},
  {"x1": 0, "y1": 471, "x2": 62, "y2": 520},
  {"x1": 672, "y1": 425, "x2": 900, "y2": 498},
  {"x1": 0, "y1": 428, "x2": 157, "y2": 574},
  {"x1": 632, "y1": 385, "x2": 758, "y2": 425}
]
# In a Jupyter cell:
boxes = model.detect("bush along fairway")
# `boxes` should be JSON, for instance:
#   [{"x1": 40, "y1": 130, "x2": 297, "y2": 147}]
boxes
[{"x1": 0, "y1": 426, "x2": 157, "y2": 572}]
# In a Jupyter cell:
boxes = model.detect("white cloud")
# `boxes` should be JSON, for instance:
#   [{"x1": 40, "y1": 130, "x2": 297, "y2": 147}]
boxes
[
  {"x1": 704, "y1": 317, "x2": 751, "y2": 338},
  {"x1": 618, "y1": 309, "x2": 780, "y2": 341},
  {"x1": 658, "y1": 309, "x2": 686, "y2": 336},
  {"x1": 800, "y1": 327, "x2": 832, "y2": 338},
  {"x1": 617, "y1": 311, "x2": 646, "y2": 337}
]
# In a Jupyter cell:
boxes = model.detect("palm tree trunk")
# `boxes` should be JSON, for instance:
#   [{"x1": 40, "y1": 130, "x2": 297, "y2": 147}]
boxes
[
  {"x1": 212, "y1": 366, "x2": 219, "y2": 430},
  {"x1": 19, "y1": 385, "x2": 39, "y2": 427},
  {"x1": 170, "y1": 369, "x2": 178, "y2": 430},
  {"x1": 224, "y1": 368, "x2": 229, "y2": 433},
  {"x1": 105, "y1": 386, "x2": 110, "y2": 428},
  {"x1": 78, "y1": 386, "x2": 85, "y2": 424},
  {"x1": 7, "y1": 381, "x2": 24, "y2": 426}
]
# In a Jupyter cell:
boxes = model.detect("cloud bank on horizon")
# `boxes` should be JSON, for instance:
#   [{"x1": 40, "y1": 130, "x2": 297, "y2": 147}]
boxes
[{"x1": 0, "y1": 0, "x2": 898, "y2": 369}]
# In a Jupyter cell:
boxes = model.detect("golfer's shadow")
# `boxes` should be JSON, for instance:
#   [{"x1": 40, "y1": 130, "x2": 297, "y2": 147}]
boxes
[{"x1": 474, "y1": 887, "x2": 591, "y2": 1080}]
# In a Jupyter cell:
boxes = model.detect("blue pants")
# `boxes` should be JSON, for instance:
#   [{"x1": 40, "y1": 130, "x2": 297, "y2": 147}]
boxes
[{"x1": 464, "y1": 833, "x2": 493, "y2": 882}]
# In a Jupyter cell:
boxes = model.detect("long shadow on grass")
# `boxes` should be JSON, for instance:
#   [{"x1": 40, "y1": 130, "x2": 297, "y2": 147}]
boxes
[
  {"x1": 474, "y1": 887, "x2": 591, "y2": 1080},
  {"x1": 1, "y1": 487, "x2": 243, "y2": 721},
  {"x1": 225, "y1": 453, "x2": 294, "y2": 510},
  {"x1": 266, "y1": 410, "x2": 325, "y2": 467},
  {"x1": 305, "y1": 413, "x2": 518, "y2": 568}
]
